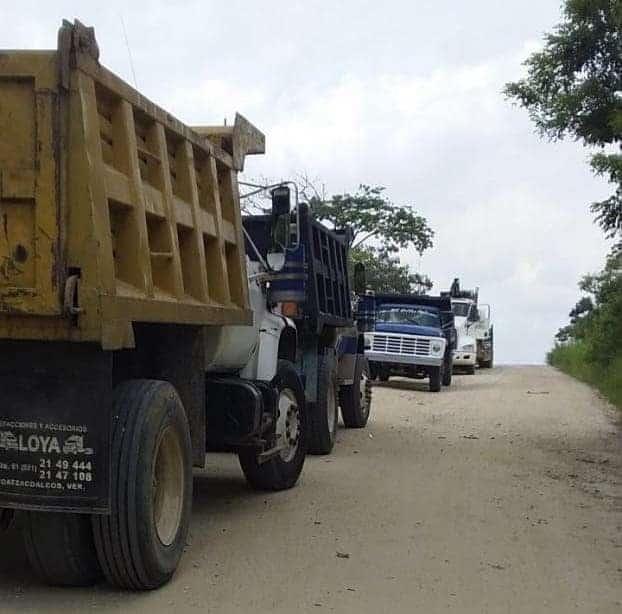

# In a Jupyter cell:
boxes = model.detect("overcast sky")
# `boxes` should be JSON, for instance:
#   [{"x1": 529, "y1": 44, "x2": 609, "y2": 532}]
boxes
[{"x1": 3, "y1": 0, "x2": 613, "y2": 363}]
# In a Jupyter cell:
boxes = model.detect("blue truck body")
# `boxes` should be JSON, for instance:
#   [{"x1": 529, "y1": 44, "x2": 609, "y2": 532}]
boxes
[
  {"x1": 357, "y1": 293, "x2": 457, "y2": 391},
  {"x1": 243, "y1": 202, "x2": 371, "y2": 453}
]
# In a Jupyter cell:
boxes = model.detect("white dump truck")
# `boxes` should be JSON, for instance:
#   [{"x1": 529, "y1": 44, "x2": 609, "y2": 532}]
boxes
[{"x1": 446, "y1": 279, "x2": 494, "y2": 372}]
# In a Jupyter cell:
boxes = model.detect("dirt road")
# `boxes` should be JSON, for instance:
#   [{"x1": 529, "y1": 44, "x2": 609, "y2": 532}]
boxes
[{"x1": 0, "y1": 366, "x2": 620, "y2": 613}]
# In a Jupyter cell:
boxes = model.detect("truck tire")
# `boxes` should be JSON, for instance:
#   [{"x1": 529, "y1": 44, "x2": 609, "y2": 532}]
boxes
[
  {"x1": 429, "y1": 366, "x2": 442, "y2": 392},
  {"x1": 481, "y1": 357, "x2": 493, "y2": 369},
  {"x1": 92, "y1": 380, "x2": 192, "y2": 590},
  {"x1": 442, "y1": 356, "x2": 453, "y2": 386},
  {"x1": 340, "y1": 356, "x2": 372, "y2": 428},
  {"x1": 481, "y1": 345, "x2": 494, "y2": 368},
  {"x1": 23, "y1": 512, "x2": 101, "y2": 586},
  {"x1": 308, "y1": 351, "x2": 338, "y2": 455},
  {"x1": 239, "y1": 360, "x2": 307, "y2": 490}
]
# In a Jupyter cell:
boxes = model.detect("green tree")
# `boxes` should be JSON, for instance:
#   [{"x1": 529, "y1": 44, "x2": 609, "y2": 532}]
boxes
[
  {"x1": 298, "y1": 178, "x2": 434, "y2": 293},
  {"x1": 305, "y1": 183, "x2": 433, "y2": 254},
  {"x1": 243, "y1": 176, "x2": 435, "y2": 294},
  {"x1": 351, "y1": 246, "x2": 432, "y2": 294},
  {"x1": 556, "y1": 295, "x2": 594, "y2": 341},
  {"x1": 504, "y1": 0, "x2": 622, "y2": 238}
]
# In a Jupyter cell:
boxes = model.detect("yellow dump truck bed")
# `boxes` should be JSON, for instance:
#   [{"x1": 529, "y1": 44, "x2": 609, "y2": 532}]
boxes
[{"x1": 0, "y1": 21, "x2": 262, "y2": 349}]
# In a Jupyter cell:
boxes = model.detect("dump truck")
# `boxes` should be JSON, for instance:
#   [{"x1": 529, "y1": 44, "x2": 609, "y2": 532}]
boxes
[
  {"x1": 0, "y1": 20, "x2": 308, "y2": 590},
  {"x1": 358, "y1": 293, "x2": 456, "y2": 391},
  {"x1": 445, "y1": 279, "x2": 494, "y2": 370},
  {"x1": 243, "y1": 193, "x2": 372, "y2": 454}
]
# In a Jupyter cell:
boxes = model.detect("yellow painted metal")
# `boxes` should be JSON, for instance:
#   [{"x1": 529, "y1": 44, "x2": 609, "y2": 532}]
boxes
[{"x1": 0, "y1": 20, "x2": 262, "y2": 349}]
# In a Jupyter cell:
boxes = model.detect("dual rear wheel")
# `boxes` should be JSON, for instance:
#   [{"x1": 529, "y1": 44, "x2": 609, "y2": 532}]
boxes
[
  {"x1": 23, "y1": 367, "x2": 309, "y2": 589},
  {"x1": 23, "y1": 379, "x2": 192, "y2": 590},
  {"x1": 308, "y1": 352, "x2": 372, "y2": 455}
]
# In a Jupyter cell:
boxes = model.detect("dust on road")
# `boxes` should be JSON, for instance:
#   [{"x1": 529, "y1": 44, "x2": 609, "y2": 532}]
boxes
[{"x1": 0, "y1": 366, "x2": 620, "y2": 613}]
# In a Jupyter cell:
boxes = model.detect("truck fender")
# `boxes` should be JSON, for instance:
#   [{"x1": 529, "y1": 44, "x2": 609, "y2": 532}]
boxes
[
  {"x1": 278, "y1": 323, "x2": 297, "y2": 363},
  {"x1": 335, "y1": 333, "x2": 362, "y2": 385},
  {"x1": 241, "y1": 314, "x2": 296, "y2": 382}
]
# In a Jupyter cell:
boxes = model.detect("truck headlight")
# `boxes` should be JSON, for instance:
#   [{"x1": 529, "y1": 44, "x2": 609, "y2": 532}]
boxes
[
  {"x1": 461, "y1": 343, "x2": 475, "y2": 352},
  {"x1": 364, "y1": 334, "x2": 372, "y2": 350},
  {"x1": 431, "y1": 341, "x2": 443, "y2": 354}
]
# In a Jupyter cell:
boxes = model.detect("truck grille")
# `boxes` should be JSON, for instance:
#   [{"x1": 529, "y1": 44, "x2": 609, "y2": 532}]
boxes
[{"x1": 371, "y1": 334, "x2": 431, "y2": 356}]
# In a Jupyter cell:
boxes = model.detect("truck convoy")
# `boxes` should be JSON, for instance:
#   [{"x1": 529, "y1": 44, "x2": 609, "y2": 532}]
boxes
[
  {"x1": 0, "y1": 19, "x2": 497, "y2": 591},
  {"x1": 359, "y1": 293, "x2": 457, "y2": 392},
  {"x1": 0, "y1": 21, "x2": 371, "y2": 591},
  {"x1": 446, "y1": 279, "x2": 494, "y2": 371}
]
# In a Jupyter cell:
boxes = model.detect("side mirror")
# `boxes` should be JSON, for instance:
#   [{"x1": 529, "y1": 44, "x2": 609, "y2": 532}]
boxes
[
  {"x1": 353, "y1": 263, "x2": 366, "y2": 295},
  {"x1": 271, "y1": 185, "x2": 291, "y2": 217},
  {"x1": 266, "y1": 252, "x2": 286, "y2": 271}
]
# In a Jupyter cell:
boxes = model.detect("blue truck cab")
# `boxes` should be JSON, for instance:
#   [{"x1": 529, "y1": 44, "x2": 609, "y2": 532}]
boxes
[{"x1": 357, "y1": 293, "x2": 457, "y2": 392}]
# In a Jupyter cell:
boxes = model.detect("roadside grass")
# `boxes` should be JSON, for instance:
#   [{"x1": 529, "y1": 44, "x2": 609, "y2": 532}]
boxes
[{"x1": 548, "y1": 343, "x2": 622, "y2": 410}]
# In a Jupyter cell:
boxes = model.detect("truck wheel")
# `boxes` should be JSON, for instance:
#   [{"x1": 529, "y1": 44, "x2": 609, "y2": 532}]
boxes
[
  {"x1": 92, "y1": 380, "x2": 192, "y2": 590},
  {"x1": 340, "y1": 356, "x2": 372, "y2": 428},
  {"x1": 239, "y1": 360, "x2": 307, "y2": 490},
  {"x1": 23, "y1": 511, "x2": 101, "y2": 586},
  {"x1": 308, "y1": 351, "x2": 338, "y2": 455},
  {"x1": 442, "y1": 357, "x2": 452, "y2": 386},
  {"x1": 429, "y1": 366, "x2": 442, "y2": 392},
  {"x1": 481, "y1": 347, "x2": 494, "y2": 369},
  {"x1": 368, "y1": 362, "x2": 379, "y2": 381}
]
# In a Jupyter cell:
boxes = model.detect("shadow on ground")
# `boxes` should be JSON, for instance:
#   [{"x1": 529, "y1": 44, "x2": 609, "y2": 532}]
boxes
[
  {"x1": 0, "y1": 461, "x2": 285, "y2": 590},
  {"x1": 372, "y1": 370, "x2": 500, "y2": 393}
]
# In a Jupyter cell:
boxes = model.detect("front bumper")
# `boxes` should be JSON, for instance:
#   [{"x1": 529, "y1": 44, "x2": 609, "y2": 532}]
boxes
[
  {"x1": 453, "y1": 351, "x2": 476, "y2": 366},
  {"x1": 366, "y1": 351, "x2": 443, "y2": 367}
]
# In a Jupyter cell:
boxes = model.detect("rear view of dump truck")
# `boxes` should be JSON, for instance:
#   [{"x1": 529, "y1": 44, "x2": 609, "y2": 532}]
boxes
[{"x1": 0, "y1": 20, "x2": 308, "y2": 589}]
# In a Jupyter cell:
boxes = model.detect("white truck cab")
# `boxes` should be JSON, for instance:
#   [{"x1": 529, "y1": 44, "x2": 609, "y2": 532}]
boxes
[
  {"x1": 451, "y1": 299, "x2": 478, "y2": 374},
  {"x1": 450, "y1": 293, "x2": 494, "y2": 371}
]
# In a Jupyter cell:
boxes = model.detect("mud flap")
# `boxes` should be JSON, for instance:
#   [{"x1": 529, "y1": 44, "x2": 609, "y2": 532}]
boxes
[{"x1": 0, "y1": 341, "x2": 112, "y2": 513}]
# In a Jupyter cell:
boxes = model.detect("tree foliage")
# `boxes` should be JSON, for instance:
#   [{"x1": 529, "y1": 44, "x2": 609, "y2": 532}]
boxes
[
  {"x1": 300, "y1": 178, "x2": 434, "y2": 294},
  {"x1": 243, "y1": 175, "x2": 435, "y2": 294},
  {"x1": 554, "y1": 250, "x2": 622, "y2": 367},
  {"x1": 351, "y1": 246, "x2": 432, "y2": 294},
  {"x1": 299, "y1": 179, "x2": 434, "y2": 254},
  {"x1": 504, "y1": 0, "x2": 622, "y2": 238}
]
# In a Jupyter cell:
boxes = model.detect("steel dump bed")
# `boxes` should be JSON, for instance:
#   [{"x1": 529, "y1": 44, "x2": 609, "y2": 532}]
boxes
[{"x1": 0, "y1": 20, "x2": 262, "y2": 349}]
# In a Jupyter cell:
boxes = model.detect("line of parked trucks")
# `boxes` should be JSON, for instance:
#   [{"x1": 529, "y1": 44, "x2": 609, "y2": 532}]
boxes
[{"x1": 0, "y1": 21, "x2": 492, "y2": 590}]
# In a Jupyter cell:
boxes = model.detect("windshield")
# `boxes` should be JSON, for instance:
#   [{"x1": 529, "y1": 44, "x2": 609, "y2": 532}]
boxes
[
  {"x1": 451, "y1": 302, "x2": 471, "y2": 317},
  {"x1": 376, "y1": 307, "x2": 440, "y2": 328}
]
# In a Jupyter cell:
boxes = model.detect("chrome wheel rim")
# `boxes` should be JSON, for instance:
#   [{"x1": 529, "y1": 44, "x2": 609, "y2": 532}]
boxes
[
  {"x1": 327, "y1": 379, "x2": 337, "y2": 435},
  {"x1": 152, "y1": 426, "x2": 184, "y2": 546},
  {"x1": 359, "y1": 369, "x2": 370, "y2": 418},
  {"x1": 276, "y1": 388, "x2": 300, "y2": 463}
]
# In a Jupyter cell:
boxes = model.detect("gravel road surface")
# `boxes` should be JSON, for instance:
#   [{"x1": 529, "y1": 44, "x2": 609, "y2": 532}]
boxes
[{"x1": 0, "y1": 366, "x2": 620, "y2": 613}]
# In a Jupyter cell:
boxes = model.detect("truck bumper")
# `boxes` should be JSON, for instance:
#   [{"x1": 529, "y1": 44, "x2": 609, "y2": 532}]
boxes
[
  {"x1": 0, "y1": 341, "x2": 112, "y2": 514},
  {"x1": 365, "y1": 351, "x2": 442, "y2": 367},
  {"x1": 452, "y1": 351, "x2": 476, "y2": 366}
]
